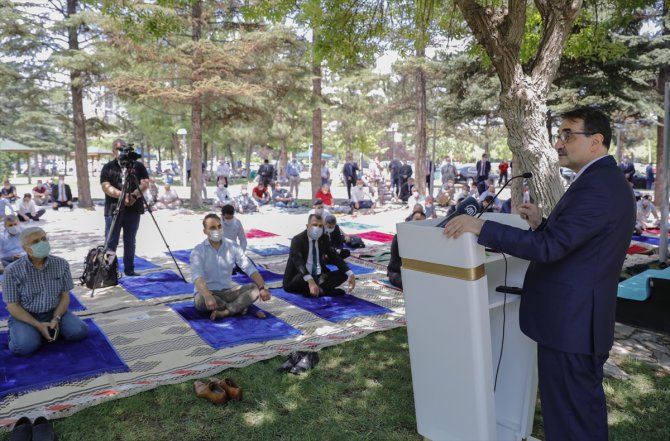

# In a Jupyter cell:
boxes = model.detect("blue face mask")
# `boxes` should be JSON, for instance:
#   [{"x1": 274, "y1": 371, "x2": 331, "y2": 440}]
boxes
[{"x1": 31, "y1": 240, "x2": 51, "y2": 258}]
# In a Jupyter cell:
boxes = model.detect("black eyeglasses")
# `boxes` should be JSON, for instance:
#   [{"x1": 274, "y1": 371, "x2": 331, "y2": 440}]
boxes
[{"x1": 554, "y1": 130, "x2": 593, "y2": 143}]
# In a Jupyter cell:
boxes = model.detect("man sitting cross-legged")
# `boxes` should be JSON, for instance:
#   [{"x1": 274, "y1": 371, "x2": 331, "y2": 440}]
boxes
[
  {"x1": 191, "y1": 213, "x2": 271, "y2": 320},
  {"x1": 2, "y1": 227, "x2": 88, "y2": 355},
  {"x1": 283, "y1": 214, "x2": 356, "y2": 297}
]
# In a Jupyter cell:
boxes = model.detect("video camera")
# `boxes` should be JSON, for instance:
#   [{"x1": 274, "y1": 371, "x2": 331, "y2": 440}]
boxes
[{"x1": 117, "y1": 143, "x2": 142, "y2": 168}]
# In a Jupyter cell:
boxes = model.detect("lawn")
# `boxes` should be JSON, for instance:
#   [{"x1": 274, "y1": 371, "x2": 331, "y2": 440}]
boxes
[{"x1": 2, "y1": 327, "x2": 668, "y2": 441}]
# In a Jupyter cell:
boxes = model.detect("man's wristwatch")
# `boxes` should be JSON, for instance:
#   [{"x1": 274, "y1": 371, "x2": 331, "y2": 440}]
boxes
[
  {"x1": 258, "y1": 286, "x2": 265, "y2": 291},
  {"x1": 54, "y1": 315, "x2": 62, "y2": 322}
]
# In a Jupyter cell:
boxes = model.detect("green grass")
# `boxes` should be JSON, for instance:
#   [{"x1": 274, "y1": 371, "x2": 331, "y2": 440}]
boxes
[{"x1": 2, "y1": 328, "x2": 668, "y2": 440}]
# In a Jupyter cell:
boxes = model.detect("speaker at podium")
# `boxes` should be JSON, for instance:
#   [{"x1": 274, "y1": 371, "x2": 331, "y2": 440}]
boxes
[{"x1": 396, "y1": 213, "x2": 539, "y2": 441}]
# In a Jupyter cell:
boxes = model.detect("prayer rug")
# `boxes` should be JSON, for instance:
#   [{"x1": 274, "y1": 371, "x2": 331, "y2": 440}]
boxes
[
  {"x1": 245, "y1": 229, "x2": 279, "y2": 239},
  {"x1": 0, "y1": 292, "x2": 86, "y2": 321},
  {"x1": 0, "y1": 319, "x2": 129, "y2": 401},
  {"x1": 631, "y1": 235, "x2": 660, "y2": 246},
  {"x1": 354, "y1": 250, "x2": 392, "y2": 265},
  {"x1": 231, "y1": 265, "x2": 284, "y2": 285},
  {"x1": 168, "y1": 249, "x2": 192, "y2": 265},
  {"x1": 271, "y1": 288, "x2": 391, "y2": 322},
  {"x1": 627, "y1": 245, "x2": 650, "y2": 255},
  {"x1": 338, "y1": 221, "x2": 377, "y2": 230},
  {"x1": 248, "y1": 244, "x2": 290, "y2": 256},
  {"x1": 117, "y1": 256, "x2": 161, "y2": 273},
  {"x1": 355, "y1": 231, "x2": 395, "y2": 243},
  {"x1": 169, "y1": 301, "x2": 301, "y2": 349},
  {"x1": 326, "y1": 263, "x2": 377, "y2": 276},
  {"x1": 617, "y1": 267, "x2": 670, "y2": 301},
  {"x1": 372, "y1": 279, "x2": 402, "y2": 292},
  {"x1": 119, "y1": 270, "x2": 194, "y2": 300}
]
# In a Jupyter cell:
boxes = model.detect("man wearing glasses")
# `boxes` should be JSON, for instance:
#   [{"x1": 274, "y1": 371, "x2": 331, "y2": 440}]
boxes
[{"x1": 443, "y1": 107, "x2": 635, "y2": 441}]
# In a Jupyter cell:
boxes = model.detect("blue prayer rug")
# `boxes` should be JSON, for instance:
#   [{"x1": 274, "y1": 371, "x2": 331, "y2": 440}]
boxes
[
  {"x1": 119, "y1": 270, "x2": 194, "y2": 300},
  {"x1": 271, "y1": 288, "x2": 391, "y2": 322},
  {"x1": 168, "y1": 249, "x2": 192, "y2": 265},
  {"x1": 326, "y1": 263, "x2": 376, "y2": 276},
  {"x1": 248, "y1": 244, "x2": 290, "y2": 256},
  {"x1": 0, "y1": 291, "x2": 86, "y2": 321},
  {"x1": 338, "y1": 221, "x2": 377, "y2": 230},
  {"x1": 232, "y1": 266, "x2": 284, "y2": 285},
  {"x1": 117, "y1": 256, "x2": 161, "y2": 273},
  {"x1": 169, "y1": 301, "x2": 301, "y2": 349},
  {"x1": 0, "y1": 319, "x2": 129, "y2": 400}
]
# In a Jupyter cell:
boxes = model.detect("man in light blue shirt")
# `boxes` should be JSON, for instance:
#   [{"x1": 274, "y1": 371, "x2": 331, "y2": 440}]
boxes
[
  {"x1": 191, "y1": 213, "x2": 271, "y2": 320},
  {"x1": 1, "y1": 215, "x2": 26, "y2": 268}
]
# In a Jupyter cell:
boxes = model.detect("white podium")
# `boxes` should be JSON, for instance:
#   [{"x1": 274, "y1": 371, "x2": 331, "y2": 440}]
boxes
[{"x1": 396, "y1": 213, "x2": 538, "y2": 441}]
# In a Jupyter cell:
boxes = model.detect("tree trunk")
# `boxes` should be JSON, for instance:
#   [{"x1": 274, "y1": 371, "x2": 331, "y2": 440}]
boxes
[
  {"x1": 279, "y1": 138, "x2": 288, "y2": 182},
  {"x1": 67, "y1": 0, "x2": 91, "y2": 208},
  {"x1": 189, "y1": 0, "x2": 203, "y2": 208},
  {"x1": 655, "y1": 3, "x2": 669, "y2": 205},
  {"x1": 311, "y1": 59, "x2": 323, "y2": 197},
  {"x1": 227, "y1": 144, "x2": 235, "y2": 177},
  {"x1": 415, "y1": 60, "x2": 427, "y2": 196},
  {"x1": 500, "y1": 81, "x2": 564, "y2": 215},
  {"x1": 244, "y1": 145, "x2": 252, "y2": 182},
  {"x1": 170, "y1": 133, "x2": 183, "y2": 171}
]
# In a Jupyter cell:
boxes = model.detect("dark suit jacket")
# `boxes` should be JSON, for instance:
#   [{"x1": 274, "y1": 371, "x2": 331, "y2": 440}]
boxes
[
  {"x1": 283, "y1": 230, "x2": 350, "y2": 285},
  {"x1": 475, "y1": 159, "x2": 491, "y2": 178},
  {"x1": 343, "y1": 162, "x2": 359, "y2": 182},
  {"x1": 399, "y1": 164, "x2": 413, "y2": 179},
  {"x1": 619, "y1": 162, "x2": 635, "y2": 182},
  {"x1": 51, "y1": 184, "x2": 72, "y2": 202},
  {"x1": 325, "y1": 225, "x2": 346, "y2": 250},
  {"x1": 478, "y1": 156, "x2": 635, "y2": 355}
]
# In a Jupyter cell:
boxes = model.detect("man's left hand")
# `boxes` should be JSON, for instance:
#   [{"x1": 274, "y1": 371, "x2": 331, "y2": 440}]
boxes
[
  {"x1": 442, "y1": 215, "x2": 485, "y2": 239},
  {"x1": 348, "y1": 275, "x2": 356, "y2": 292},
  {"x1": 259, "y1": 287, "x2": 271, "y2": 301}
]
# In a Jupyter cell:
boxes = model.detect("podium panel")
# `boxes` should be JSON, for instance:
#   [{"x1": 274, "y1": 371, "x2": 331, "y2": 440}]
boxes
[{"x1": 397, "y1": 214, "x2": 537, "y2": 441}]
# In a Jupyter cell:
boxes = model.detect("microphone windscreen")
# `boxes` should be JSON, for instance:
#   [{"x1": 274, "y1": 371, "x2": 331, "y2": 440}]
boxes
[
  {"x1": 435, "y1": 196, "x2": 480, "y2": 228},
  {"x1": 522, "y1": 172, "x2": 533, "y2": 178}
]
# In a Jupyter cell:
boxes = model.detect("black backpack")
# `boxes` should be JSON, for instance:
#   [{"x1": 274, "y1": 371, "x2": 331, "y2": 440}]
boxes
[
  {"x1": 80, "y1": 246, "x2": 119, "y2": 289},
  {"x1": 348, "y1": 235, "x2": 366, "y2": 249}
]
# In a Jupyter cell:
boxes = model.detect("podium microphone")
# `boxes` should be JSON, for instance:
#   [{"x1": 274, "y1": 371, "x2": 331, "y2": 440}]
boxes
[
  {"x1": 435, "y1": 196, "x2": 480, "y2": 228},
  {"x1": 476, "y1": 172, "x2": 533, "y2": 218}
]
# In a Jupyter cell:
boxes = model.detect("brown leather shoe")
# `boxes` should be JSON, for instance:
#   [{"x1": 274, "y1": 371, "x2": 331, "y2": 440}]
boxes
[
  {"x1": 194, "y1": 380, "x2": 229, "y2": 405},
  {"x1": 210, "y1": 377, "x2": 243, "y2": 401}
]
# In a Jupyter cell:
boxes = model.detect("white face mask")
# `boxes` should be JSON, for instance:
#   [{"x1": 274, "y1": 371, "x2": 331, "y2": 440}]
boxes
[
  {"x1": 325, "y1": 226, "x2": 335, "y2": 234},
  {"x1": 412, "y1": 192, "x2": 419, "y2": 198},
  {"x1": 7, "y1": 225, "x2": 20, "y2": 235},
  {"x1": 357, "y1": 184, "x2": 363, "y2": 188},
  {"x1": 241, "y1": 190, "x2": 248, "y2": 196},
  {"x1": 208, "y1": 229, "x2": 223, "y2": 242},
  {"x1": 223, "y1": 218, "x2": 234, "y2": 225},
  {"x1": 307, "y1": 226, "x2": 323, "y2": 240}
]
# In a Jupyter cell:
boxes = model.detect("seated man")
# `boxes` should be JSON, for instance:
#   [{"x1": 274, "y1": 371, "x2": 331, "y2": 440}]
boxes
[
  {"x1": 272, "y1": 182, "x2": 297, "y2": 208},
  {"x1": 32, "y1": 180, "x2": 50, "y2": 206},
  {"x1": 399, "y1": 177, "x2": 415, "y2": 202},
  {"x1": 308, "y1": 198, "x2": 332, "y2": 218},
  {"x1": 407, "y1": 188, "x2": 425, "y2": 211},
  {"x1": 1, "y1": 180, "x2": 18, "y2": 203},
  {"x1": 324, "y1": 214, "x2": 351, "y2": 260},
  {"x1": 478, "y1": 184, "x2": 502, "y2": 211},
  {"x1": 191, "y1": 213, "x2": 271, "y2": 320},
  {"x1": 234, "y1": 185, "x2": 259, "y2": 214},
  {"x1": 636, "y1": 195, "x2": 660, "y2": 231},
  {"x1": 388, "y1": 211, "x2": 426, "y2": 289},
  {"x1": 283, "y1": 214, "x2": 356, "y2": 297},
  {"x1": 214, "y1": 183, "x2": 233, "y2": 208},
  {"x1": 2, "y1": 226, "x2": 88, "y2": 355},
  {"x1": 350, "y1": 179, "x2": 376, "y2": 210},
  {"x1": 1, "y1": 215, "x2": 25, "y2": 268},
  {"x1": 51, "y1": 174, "x2": 74, "y2": 210},
  {"x1": 251, "y1": 182, "x2": 271, "y2": 206},
  {"x1": 315, "y1": 183, "x2": 334, "y2": 208},
  {"x1": 17, "y1": 193, "x2": 46, "y2": 222},
  {"x1": 157, "y1": 184, "x2": 182, "y2": 209},
  {"x1": 424, "y1": 195, "x2": 437, "y2": 219}
]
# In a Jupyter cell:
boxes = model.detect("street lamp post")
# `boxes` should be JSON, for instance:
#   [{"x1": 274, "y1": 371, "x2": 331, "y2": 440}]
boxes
[{"x1": 177, "y1": 128, "x2": 187, "y2": 186}]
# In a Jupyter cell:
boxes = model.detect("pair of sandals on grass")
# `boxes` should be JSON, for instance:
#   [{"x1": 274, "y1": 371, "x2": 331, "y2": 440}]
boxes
[{"x1": 9, "y1": 416, "x2": 55, "y2": 441}]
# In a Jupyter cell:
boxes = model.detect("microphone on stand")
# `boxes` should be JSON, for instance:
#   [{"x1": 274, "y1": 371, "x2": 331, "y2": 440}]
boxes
[
  {"x1": 435, "y1": 196, "x2": 481, "y2": 228},
  {"x1": 476, "y1": 172, "x2": 533, "y2": 218}
]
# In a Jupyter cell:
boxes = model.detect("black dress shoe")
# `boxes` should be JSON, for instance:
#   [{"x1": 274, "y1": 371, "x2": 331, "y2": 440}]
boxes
[
  {"x1": 325, "y1": 288, "x2": 346, "y2": 297},
  {"x1": 9, "y1": 416, "x2": 32, "y2": 441},
  {"x1": 32, "y1": 416, "x2": 56, "y2": 441},
  {"x1": 290, "y1": 352, "x2": 320, "y2": 375},
  {"x1": 277, "y1": 351, "x2": 305, "y2": 372}
]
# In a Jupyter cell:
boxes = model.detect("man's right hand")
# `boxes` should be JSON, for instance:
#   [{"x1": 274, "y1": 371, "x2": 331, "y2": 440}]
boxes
[
  {"x1": 517, "y1": 203, "x2": 543, "y2": 230},
  {"x1": 307, "y1": 279, "x2": 321, "y2": 297},
  {"x1": 36, "y1": 322, "x2": 54, "y2": 342},
  {"x1": 203, "y1": 294, "x2": 217, "y2": 310}
]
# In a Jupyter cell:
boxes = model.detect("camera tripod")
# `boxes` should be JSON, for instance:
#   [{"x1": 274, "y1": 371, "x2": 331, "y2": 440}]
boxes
[{"x1": 89, "y1": 162, "x2": 186, "y2": 298}]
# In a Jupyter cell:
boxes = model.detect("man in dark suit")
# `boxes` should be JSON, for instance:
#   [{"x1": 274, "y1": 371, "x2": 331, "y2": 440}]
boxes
[
  {"x1": 475, "y1": 153, "x2": 491, "y2": 194},
  {"x1": 283, "y1": 214, "x2": 356, "y2": 297},
  {"x1": 51, "y1": 174, "x2": 73, "y2": 210},
  {"x1": 323, "y1": 214, "x2": 350, "y2": 260},
  {"x1": 443, "y1": 107, "x2": 635, "y2": 441},
  {"x1": 619, "y1": 156, "x2": 635, "y2": 183},
  {"x1": 342, "y1": 157, "x2": 359, "y2": 200}
]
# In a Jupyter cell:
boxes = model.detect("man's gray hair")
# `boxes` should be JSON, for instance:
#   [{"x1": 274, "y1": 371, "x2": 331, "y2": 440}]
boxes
[
  {"x1": 4, "y1": 214, "x2": 18, "y2": 224},
  {"x1": 324, "y1": 214, "x2": 337, "y2": 225},
  {"x1": 20, "y1": 226, "x2": 45, "y2": 246}
]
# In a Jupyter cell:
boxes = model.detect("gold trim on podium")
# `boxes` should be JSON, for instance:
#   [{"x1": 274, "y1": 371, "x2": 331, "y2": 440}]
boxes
[{"x1": 402, "y1": 258, "x2": 485, "y2": 281}]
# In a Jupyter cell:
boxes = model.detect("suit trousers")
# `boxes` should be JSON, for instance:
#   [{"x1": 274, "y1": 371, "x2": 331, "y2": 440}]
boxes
[
  {"x1": 284, "y1": 270, "x2": 348, "y2": 296},
  {"x1": 537, "y1": 344, "x2": 609, "y2": 441}
]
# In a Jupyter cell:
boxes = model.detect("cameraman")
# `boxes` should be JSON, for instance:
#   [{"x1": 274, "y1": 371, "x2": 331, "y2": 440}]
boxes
[{"x1": 100, "y1": 139, "x2": 149, "y2": 276}]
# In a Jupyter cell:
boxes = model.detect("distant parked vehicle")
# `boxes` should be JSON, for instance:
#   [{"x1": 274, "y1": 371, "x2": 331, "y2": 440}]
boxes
[{"x1": 454, "y1": 164, "x2": 498, "y2": 184}]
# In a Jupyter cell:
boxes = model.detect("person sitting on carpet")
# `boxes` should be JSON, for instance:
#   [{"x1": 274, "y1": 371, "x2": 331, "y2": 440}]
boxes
[
  {"x1": 191, "y1": 213, "x2": 271, "y2": 321},
  {"x1": 350, "y1": 179, "x2": 376, "y2": 210},
  {"x1": 424, "y1": 195, "x2": 437, "y2": 219},
  {"x1": 17, "y1": 193, "x2": 46, "y2": 222},
  {"x1": 283, "y1": 214, "x2": 356, "y2": 297},
  {"x1": 272, "y1": 181, "x2": 297, "y2": 208},
  {"x1": 1, "y1": 215, "x2": 25, "y2": 268},
  {"x1": 32, "y1": 179, "x2": 50, "y2": 206},
  {"x1": 251, "y1": 182, "x2": 271, "y2": 206},
  {"x1": 308, "y1": 198, "x2": 331, "y2": 218},
  {"x1": 214, "y1": 183, "x2": 233, "y2": 208},
  {"x1": 635, "y1": 194, "x2": 659, "y2": 231},
  {"x1": 399, "y1": 177, "x2": 415, "y2": 203},
  {"x1": 233, "y1": 185, "x2": 258, "y2": 214},
  {"x1": 324, "y1": 214, "x2": 351, "y2": 260},
  {"x1": 388, "y1": 211, "x2": 427, "y2": 289},
  {"x1": 314, "y1": 183, "x2": 334, "y2": 208},
  {"x1": 2, "y1": 226, "x2": 88, "y2": 355},
  {"x1": 51, "y1": 174, "x2": 74, "y2": 211},
  {"x1": 157, "y1": 184, "x2": 182, "y2": 209}
]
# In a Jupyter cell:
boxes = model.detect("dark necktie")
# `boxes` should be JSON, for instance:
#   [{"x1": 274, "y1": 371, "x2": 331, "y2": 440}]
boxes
[{"x1": 311, "y1": 240, "x2": 318, "y2": 279}]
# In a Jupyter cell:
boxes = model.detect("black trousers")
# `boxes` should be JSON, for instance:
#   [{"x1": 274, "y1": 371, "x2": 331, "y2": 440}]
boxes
[
  {"x1": 388, "y1": 271, "x2": 402, "y2": 289},
  {"x1": 345, "y1": 178, "x2": 354, "y2": 200},
  {"x1": 283, "y1": 270, "x2": 348, "y2": 296}
]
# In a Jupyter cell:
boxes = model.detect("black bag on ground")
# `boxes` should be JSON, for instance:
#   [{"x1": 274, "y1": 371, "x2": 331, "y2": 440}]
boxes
[
  {"x1": 80, "y1": 246, "x2": 119, "y2": 289},
  {"x1": 348, "y1": 236, "x2": 366, "y2": 248}
]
